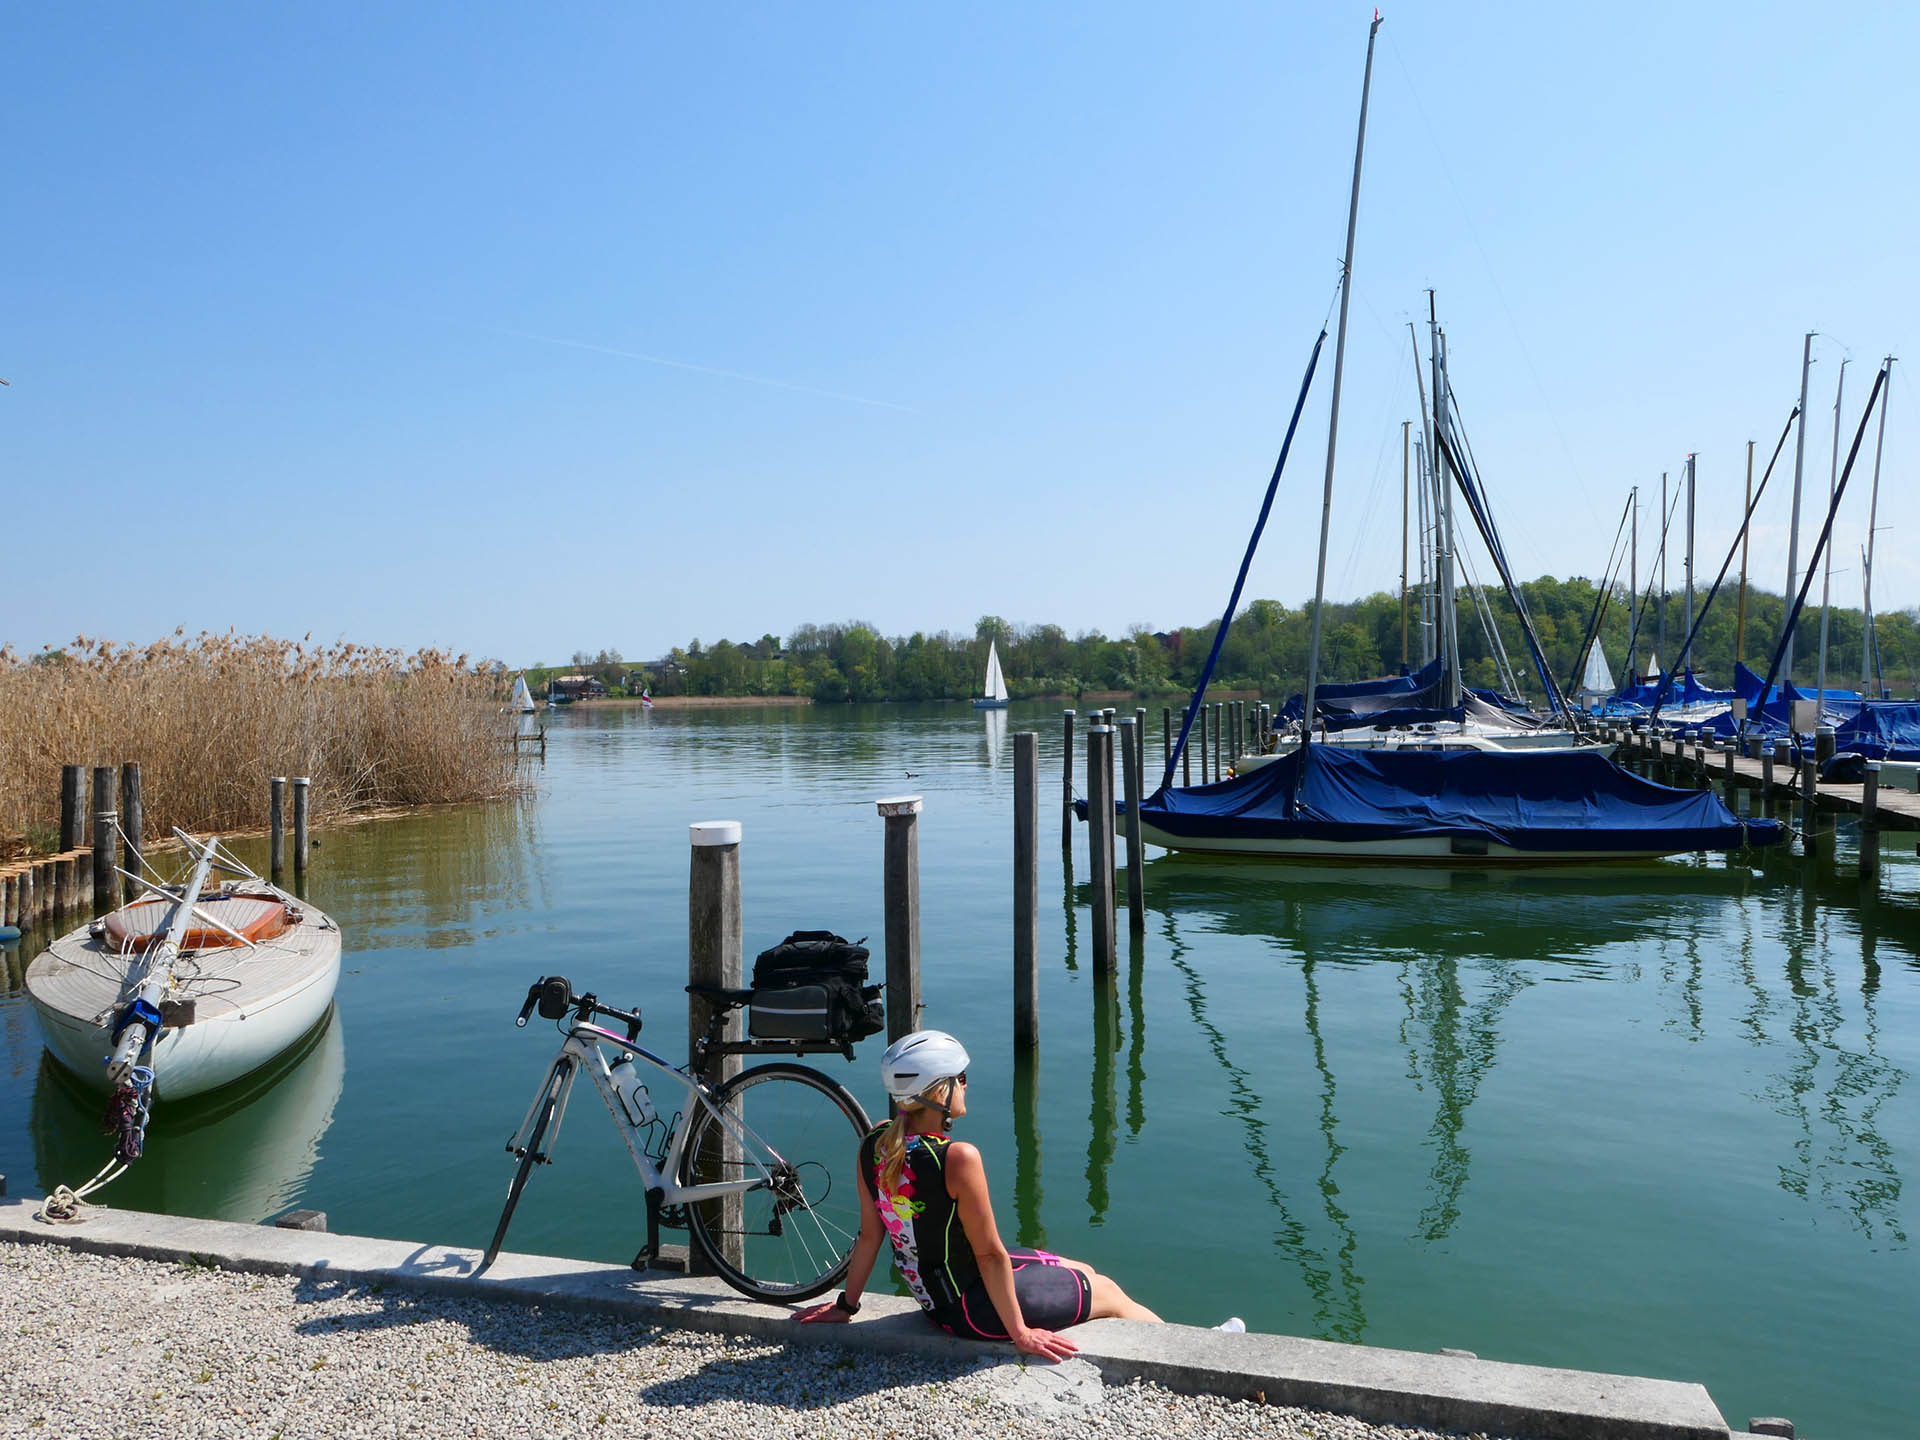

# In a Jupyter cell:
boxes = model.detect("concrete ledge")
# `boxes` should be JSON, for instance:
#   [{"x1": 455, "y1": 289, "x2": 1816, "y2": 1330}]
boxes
[{"x1": 0, "y1": 1199, "x2": 1727, "y2": 1439}]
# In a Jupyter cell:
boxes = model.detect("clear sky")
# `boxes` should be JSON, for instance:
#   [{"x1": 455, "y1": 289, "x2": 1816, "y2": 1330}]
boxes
[{"x1": 5, "y1": 3, "x2": 1915, "y2": 666}]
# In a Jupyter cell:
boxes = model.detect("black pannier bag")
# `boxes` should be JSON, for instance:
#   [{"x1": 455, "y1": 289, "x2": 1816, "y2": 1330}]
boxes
[{"x1": 748, "y1": 930, "x2": 885, "y2": 1044}]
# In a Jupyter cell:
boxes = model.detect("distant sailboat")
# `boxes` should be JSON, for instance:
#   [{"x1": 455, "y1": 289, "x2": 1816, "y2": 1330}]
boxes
[
  {"x1": 510, "y1": 675, "x2": 536, "y2": 713},
  {"x1": 973, "y1": 640, "x2": 1010, "y2": 709}
]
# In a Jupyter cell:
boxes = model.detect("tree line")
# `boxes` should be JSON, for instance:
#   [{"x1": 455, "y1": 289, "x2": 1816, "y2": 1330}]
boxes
[{"x1": 545, "y1": 581, "x2": 1920, "y2": 705}]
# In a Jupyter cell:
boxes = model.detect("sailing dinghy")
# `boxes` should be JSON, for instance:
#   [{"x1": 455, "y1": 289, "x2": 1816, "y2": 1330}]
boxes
[
  {"x1": 511, "y1": 674, "x2": 536, "y2": 712},
  {"x1": 973, "y1": 639, "x2": 1011, "y2": 709},
  {"x1": 26, "y1": 831, "x2": 342, "y2": 1106}
]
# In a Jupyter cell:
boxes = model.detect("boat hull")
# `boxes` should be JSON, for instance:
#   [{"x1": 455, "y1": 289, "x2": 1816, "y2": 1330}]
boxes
[
  {"x1": 972, "y1": 699, "x2": 1011, "y2": 709},
  {"x1": 1131, "y1": 816, "x2": 1707, "y2": 864},
  {"x1": 26, "y1": 902, "x2": 343, "y2": 1101}
]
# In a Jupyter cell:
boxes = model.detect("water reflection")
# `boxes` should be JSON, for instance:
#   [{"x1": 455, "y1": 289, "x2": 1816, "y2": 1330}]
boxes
[
  {"x1": 1012, "y1": 1050, "x2": 1046, "y2": 1250},
  {"x1": 32, "y1": 1007, "x2": 345, "y2": 1222}
]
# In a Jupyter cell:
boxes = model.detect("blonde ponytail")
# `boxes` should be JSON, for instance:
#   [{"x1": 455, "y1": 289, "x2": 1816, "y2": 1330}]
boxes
[
  {"x1": 877, "y1": 1079, "x2": 959, "y2": 1194},
  {"x1": 876, "y1": 1111, "x2": 912, "y2": 1194}
]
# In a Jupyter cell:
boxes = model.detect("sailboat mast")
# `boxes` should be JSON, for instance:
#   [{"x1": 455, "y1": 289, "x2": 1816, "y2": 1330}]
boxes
[
  {"x1": 1736, "y1": 441, "x2": 1753, "y2": 664},
  {"x1": 1400, "y1": 419, "x2": 1410, "y2": 670},
  {"x1": 1408, "y1": 321, "x2": 1435, "y2": 669},
  {"x1": 1300, "y1": 13, "x2": 1383, "y2": 740},
  {"x1": 1429, "y1": 304, "x2": 1462, "y2": 704},
  {"x1": 1682, "y1": 453, "x2": 1695, "y2": 673},
  {"x1": 1862, "y1": 356, "x2": 1893, "y2": 693},
  {"x1": 1629, "y1": 486, "x2": 1638, "y2": 678},
  {"x1": 1657, "y1": 471, "x2": 1668, "y2": 673},
  {"x1": 1783, "y1": 332, "x2": 1815, "y2": 684},
  {"x1": 1817, "y1": 357, "x2": 1847, "y2": 706}
]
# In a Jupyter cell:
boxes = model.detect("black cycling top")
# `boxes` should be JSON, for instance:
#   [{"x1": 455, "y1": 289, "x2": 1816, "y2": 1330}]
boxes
[{"x1": 858, "y1": 1123, "x2": 980, "y2": 1313}]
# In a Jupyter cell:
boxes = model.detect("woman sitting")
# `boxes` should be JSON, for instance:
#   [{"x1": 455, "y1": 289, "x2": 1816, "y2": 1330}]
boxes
[{"x1": 796, "y1": 1029, "x2": 1163, "y2": 1359}]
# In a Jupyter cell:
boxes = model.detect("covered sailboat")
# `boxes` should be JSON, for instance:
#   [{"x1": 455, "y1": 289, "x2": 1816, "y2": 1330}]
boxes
[
  {"x1": 1112, "y1": 17, "x2": 1779, "y2": 863},
  {"x1": 973, "y1": 639, "x2": 1010, "y2": 709}
]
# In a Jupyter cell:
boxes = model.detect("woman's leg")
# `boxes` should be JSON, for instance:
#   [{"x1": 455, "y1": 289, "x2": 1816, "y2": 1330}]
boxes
[{"x1": 1084, "y1": 1269, "x2": 1162, "y2": 1323}]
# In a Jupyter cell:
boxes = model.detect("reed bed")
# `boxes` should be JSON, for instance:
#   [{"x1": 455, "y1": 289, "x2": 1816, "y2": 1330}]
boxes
[{"x1": 0, "y1": 633, "x2": 526, "y2": 857}]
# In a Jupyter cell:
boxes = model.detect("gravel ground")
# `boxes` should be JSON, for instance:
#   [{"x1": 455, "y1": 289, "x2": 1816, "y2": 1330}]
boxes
[{"x1": 0, "y1": 1242, "x2": 1493, "y2": 1440}]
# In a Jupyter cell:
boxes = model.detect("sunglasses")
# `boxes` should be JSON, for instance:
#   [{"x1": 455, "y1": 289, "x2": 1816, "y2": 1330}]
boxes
[{"x1": 956, "y1": 1072, "x2": 968, "y2": 1086}]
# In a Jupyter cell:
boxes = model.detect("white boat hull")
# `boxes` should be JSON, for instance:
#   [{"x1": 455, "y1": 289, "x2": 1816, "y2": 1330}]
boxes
[{"x1": 26, "y1": 897, "x2": 343, "y2": 1101}]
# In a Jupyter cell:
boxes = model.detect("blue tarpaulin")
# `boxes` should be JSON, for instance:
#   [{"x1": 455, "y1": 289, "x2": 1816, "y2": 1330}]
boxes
[
  {"x1": 1136, "y1": 746, "x2": 1780, "y2": 854},
  {"x1": 1834, "y1": 703, "x2": 1920, "y2": 760}
]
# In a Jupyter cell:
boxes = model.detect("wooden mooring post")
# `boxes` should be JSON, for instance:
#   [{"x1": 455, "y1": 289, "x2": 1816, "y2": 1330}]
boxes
[
  {"x1": 292, "y1": 777, "x2": 310, "y2": 879},
  {"x1": 878, "y1": 796, "x2": 924, "y2": 1042},
  {"x1": 1085, "y1": 725, "x2": 1116, "y2": 976},
  {"x1": 1061, "y1": 710, "x2": 1076, "y2": 858},
  {"x1": 687, "y1": 818, "x2": 743, "y2": 1272},
  {"x1": 59, "y1": 766, "x2": 83, "y2": 854},
  {"x1": 1119, "y1": 717, "x2": 1145, "y2": 934},
  {"x1": 270, "y1": 778, "x2": 287, "y2": 878},
  {"x1": 91, "y1": 765, "x2": 116, "y2": 912},
  {"x1": 121, "y1": 762, "x2": 142, "y2": 900},
  {"x1": 1013, "y1": 732, "x2": 1039, "y2": 1051},
  {"x1": 1860, "y1": 762, "x2": 1882, "y2": 880},
  {"x1": 1162, "y1": 707, "x2": 1172, "y2": 775}
]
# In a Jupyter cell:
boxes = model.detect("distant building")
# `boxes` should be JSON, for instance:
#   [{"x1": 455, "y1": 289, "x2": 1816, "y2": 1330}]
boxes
[{"x1": 547, "y1": 673, "x2": 607, "y2": 700}]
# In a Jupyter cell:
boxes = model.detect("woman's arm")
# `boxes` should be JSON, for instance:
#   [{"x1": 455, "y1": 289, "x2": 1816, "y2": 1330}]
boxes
[
  {"x1": 946, "y1": 1143, "x2": 1079, "y2": 1360},
  {"x1": 793, "y1": 1176, "x2": 887, "y2": 1323}
]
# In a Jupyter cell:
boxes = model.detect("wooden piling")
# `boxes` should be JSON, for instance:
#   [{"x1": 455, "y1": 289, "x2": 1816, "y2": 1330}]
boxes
[
  {"x1": 1862, "y1": 762, "x2": 1882, "y2": 880},
  {"x1": 53, "y1": 856, "x2": 73, "y2": 916},
  {"x1": 1162, "y1": 707, "x2": 1172, "y2": 774},
  {"x1": 1212, "y1": 703, "x2": 1223, "y2": 779},
  {"x1": 60, "y1": 766, "x2": 83, "y2": 854},
  {"x1": 2, "y1": 874, "x2": 15, "y2": 927},
  {"x1": 1763, "y1": 742, "x2": 1777, "y2": 790},
  {"x1": 1013, "y1": 733, "x2": 1039, "y2": 1052},
  {"x1": 292, "y1": 777, "x2": 310, "y2": 878},
  {"x1": 1061, "y1": 710, "x2": 1076, "y2": 857},
  {"x1": 1816, "y1": 726, "x2": 1836, "y2": 765},
  {"x1": 1723, "y1": 743, "x2": 1735, "y2": 783},
  {"x1": 270, "y1": 778, "x2": 287, "y2": 877},
  {"x1": 1181, "y1": 708, "x2": 1192, "y2": 787},
  {"x1": 121, "y1": 762, "x2": 142, "y2": 900},
  {"x1": 91, "y1": 766, "x2": 116, "y2": 912},
  {"x1": 878, "y1": 796, "x2": 924, "y2": 1042},
  {"x1": 1120, "y1": 718, "x2": 1145, "y2": 934},
  {"x1": 18, "y1": 867, "x2": 33, "y2": 927},
  {"x1": 687, "y1": 818, "x2": 744, "y2": 1272},
  {"x1": 1086, "y1": 726, "x2": 1116, "y2": 976},
  {"x1": 1196, "y1": 706, "x2": 1208, "y2": 784}
]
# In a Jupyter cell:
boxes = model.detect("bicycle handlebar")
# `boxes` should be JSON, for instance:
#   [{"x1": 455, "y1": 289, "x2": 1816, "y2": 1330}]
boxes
[{"x1": 513, "y1": 975, "x2": 642, "y2": 1044}]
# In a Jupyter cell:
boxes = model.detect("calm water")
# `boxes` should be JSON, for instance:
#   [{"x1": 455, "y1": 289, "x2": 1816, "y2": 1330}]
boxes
[{"x1": 4, "y1": 702, "x2": 1918, "y2": 1437}]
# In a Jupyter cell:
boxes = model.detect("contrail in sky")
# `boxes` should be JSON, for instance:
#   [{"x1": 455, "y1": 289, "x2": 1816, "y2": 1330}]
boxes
[{"x1": 500, "y1": 328, "x2": 917, "y2": 413}]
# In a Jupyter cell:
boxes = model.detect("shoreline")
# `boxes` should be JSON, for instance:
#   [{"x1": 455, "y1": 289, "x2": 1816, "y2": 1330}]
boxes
[{"x1": 572, "y1": 689, "x2": 1266, "y2": 709}]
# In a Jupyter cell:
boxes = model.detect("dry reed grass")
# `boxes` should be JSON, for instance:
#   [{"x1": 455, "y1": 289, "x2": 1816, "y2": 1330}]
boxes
[{"x1": 0, "y1": 632, "x2": 526, "y2": 857}]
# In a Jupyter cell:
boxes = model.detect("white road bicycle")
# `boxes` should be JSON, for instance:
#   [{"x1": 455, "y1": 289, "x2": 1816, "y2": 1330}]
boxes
[{"x1": 482, "y1": 975, "x2": 872, "y2": 1302}]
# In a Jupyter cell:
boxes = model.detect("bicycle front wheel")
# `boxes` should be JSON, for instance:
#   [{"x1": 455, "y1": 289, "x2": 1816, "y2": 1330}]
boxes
[{"x1": 680, "y1": 1062, "x2": 871, "y2": 1302}]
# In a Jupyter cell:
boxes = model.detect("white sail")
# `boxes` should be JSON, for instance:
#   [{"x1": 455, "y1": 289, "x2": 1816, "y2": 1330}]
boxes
[
  {"x1": 510, "y1": 675, "x2": 535, "y2": 712},
  {"x1": 983, "y1": 641, "x2": 1009, "y2": 703},
  {"x1": 1581, "y1": 642, "x2": 1615, "y2": 696}
]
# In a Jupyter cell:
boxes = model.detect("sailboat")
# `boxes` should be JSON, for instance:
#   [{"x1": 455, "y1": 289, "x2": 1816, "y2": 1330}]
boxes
[
  {"x1": 973, "y1": 639, "x2": 1011, "y2": 709},
  {"x1": 510, "y1": 674, "x2": 536, "y2": 713},
  {"x1": 1118, "y1": 18, "x2": 1779, "y2": 864}
]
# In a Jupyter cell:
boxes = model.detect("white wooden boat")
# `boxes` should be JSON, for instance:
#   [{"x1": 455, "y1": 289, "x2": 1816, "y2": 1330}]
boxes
[
  {"x1": 25, "y1": 835, "x2": 342, "y2": 1102},
  {"x1": 973, "y1": 640, "x2": 1011, "y2": 709}
]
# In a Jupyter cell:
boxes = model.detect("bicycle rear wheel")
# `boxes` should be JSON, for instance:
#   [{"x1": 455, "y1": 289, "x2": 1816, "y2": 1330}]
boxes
[{"x1": 680, "y1": 1062, "x2": 871, "y2": 1302}]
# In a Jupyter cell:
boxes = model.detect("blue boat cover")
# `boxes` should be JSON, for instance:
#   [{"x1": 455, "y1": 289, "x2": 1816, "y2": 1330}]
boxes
[
  {"x1": 1275, "y1": 659, "x2": 1544, "y2": 731},
  {"x1": 1833, "y1": 703, "x2": 1920, "y2": 760},
  {"x1": 1139, "y1": 746, "x2": 1780, "y2": 854}
]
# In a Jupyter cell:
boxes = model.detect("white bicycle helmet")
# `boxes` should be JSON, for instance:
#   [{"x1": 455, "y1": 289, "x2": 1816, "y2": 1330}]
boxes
[{"x1": 880, "y1": 1029, "x2": 971, "y2": 1101}]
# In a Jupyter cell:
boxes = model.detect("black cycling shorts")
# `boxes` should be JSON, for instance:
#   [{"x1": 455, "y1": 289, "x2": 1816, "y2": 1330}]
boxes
[{"x1": 929, "y1": 1248, "x2": 1092, "y2": 1340}]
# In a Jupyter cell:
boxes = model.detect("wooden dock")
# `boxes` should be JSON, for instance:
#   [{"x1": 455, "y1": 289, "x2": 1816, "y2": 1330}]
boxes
[{"x1": 1604, "y1": 724, "x2": 1920, "y2": 837}]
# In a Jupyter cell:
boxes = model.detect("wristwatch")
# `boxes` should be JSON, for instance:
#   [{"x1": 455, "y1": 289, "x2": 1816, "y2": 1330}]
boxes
[{"x1": 834, "y1": 1292, "x2": 861, "y2": 1315}]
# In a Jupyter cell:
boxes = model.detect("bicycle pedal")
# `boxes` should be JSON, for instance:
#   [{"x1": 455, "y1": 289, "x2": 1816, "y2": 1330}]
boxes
[{"x1": 631, "y1": 1246, "x2": 656, "y2": 1272}]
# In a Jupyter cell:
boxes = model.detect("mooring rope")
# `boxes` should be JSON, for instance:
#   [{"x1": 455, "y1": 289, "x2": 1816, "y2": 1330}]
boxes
[{"x1": 33, "y1": 1155, "x2": 128, "y2": 1225}]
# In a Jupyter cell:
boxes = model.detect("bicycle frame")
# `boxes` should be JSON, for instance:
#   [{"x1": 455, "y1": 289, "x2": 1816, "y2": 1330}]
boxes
[{"x1": 507, "y1": 1019, "x2": 768, "y2": 1210}]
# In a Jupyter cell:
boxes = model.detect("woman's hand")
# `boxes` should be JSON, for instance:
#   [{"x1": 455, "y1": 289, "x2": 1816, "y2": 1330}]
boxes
[
  {"x1": 1010, "y1": 1326, "x2": 1079, "y2": 1361},
  {"x1": 792, "y1": 1300, "x2": 853, "y2": 1324}
]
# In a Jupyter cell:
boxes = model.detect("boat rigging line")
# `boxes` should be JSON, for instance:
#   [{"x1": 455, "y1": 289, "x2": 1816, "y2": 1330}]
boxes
[
  {"x1": 1743, "y1": 361, "x2": 1891, "y2": 754},
  {"x1": 1645, "y1": 402, "x2": 1800, "y2": 725}
]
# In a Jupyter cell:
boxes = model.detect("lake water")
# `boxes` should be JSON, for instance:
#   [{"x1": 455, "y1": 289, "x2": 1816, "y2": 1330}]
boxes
[{"x1": 4, "y1": 701, "x2": 1918, "y2": 1438}]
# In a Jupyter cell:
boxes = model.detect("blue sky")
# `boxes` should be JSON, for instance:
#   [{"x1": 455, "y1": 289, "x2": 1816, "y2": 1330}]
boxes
[{"x1": 5, "y1": 3, "x2": 1915, "y2": 666}]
